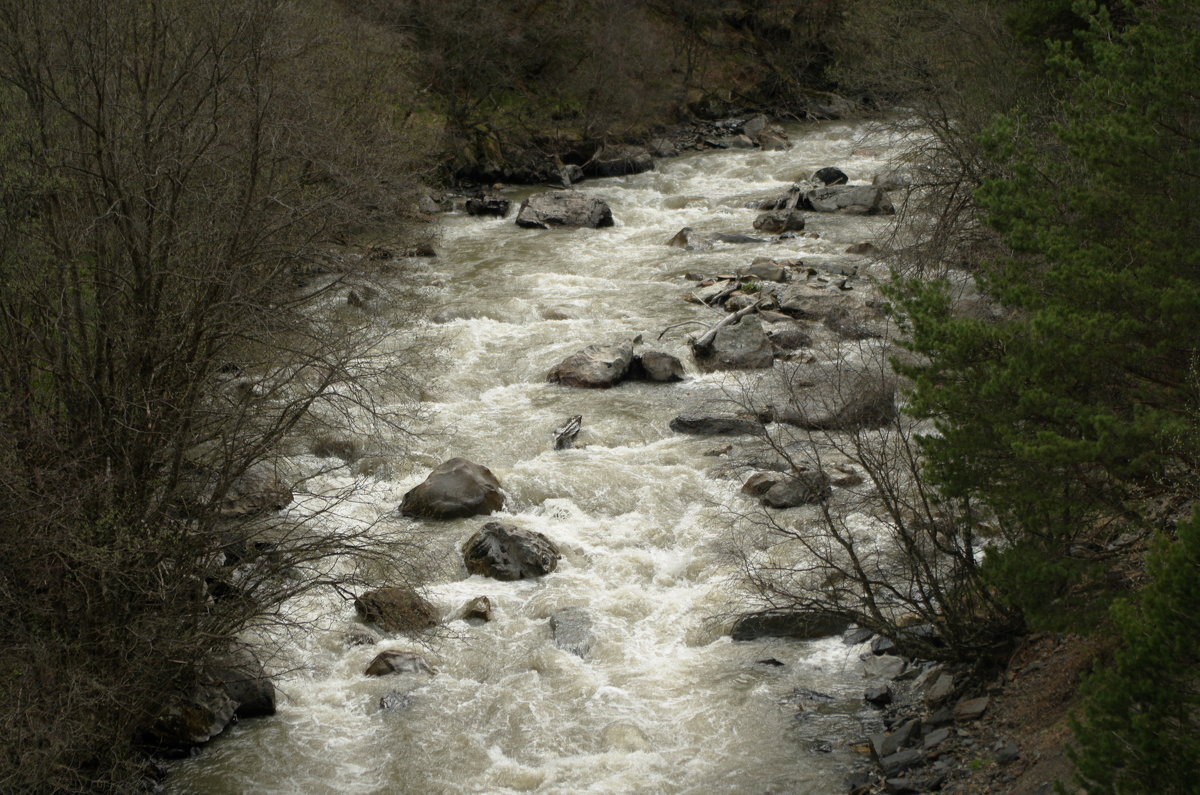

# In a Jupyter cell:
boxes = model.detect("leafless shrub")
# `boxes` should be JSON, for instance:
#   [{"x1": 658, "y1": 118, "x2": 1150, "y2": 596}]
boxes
[{"x1": 721, "y1": 341, "x2": 1021, "y2": 661}]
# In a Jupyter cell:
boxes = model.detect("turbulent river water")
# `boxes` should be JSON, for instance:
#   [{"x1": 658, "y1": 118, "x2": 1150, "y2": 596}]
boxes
[{"x1": 170, "y1": 120, "x2": 906, "y2": 795}]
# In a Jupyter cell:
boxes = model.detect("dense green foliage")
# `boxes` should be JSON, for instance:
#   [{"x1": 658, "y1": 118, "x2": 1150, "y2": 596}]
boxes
[
  {"x1": 899, "y1": 0, "x2": 1199, "y2": 616},
  {"x1": 889, "y1": 0, "x2": 1200, "y2": 788},
  {"x1": 1071, "y1": 511, "x2": 1200, "y2": 793}
]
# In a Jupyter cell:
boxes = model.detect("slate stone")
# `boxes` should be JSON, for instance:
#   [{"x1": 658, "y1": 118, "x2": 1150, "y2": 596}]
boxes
[
  {"x1": 865, "y1": 686, "x2": 893, "y2": 707},
  {"x1": 954, "y1": 695, "x2": 990, "y2": 722},
  {"x1": 923, "y1": 727, "x2": 951, "y2": 749},
  {"x1": 878, "y1": 748, "x2": 923, "y2": 776}
]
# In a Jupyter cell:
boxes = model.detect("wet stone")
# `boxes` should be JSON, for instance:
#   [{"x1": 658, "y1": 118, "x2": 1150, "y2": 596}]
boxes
[
  {"x1": 364, "y1": 650, "x2": 434, "y2": 677},
  {"x1": 995, "y1": 742, "x2": 1020, "y2": 764},
  {"x1": 843, "y1": 627, "x2": 874, "y2": 645},
  {"x1": 871, "y1": 635, "x2": 897, "y2": 655},
  {"x1": 881, "y1": 718, "x2": 921, "y2": 757},
  {"x1": 925, "y1": 672, "x2": 955, "y2": 706},
  {"x1": 863, "y1": 654, "x2": 907, "y2": 680},
  {"x1": 923, "y1": 727, "x2": 951, "y2": 749},
  {"x1": 865, "y1": 686, "x2": 893, "y2": 707}
]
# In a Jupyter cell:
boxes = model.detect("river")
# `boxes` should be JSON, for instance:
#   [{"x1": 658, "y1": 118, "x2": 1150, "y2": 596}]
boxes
[{"x1": 169, "y1": 119, "x2": 905, "y2": 795}]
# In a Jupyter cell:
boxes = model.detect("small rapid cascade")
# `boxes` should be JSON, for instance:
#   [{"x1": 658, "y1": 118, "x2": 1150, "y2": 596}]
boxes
[{"x1": 170, "y1": 121, "x2": 907, "y2": 794}]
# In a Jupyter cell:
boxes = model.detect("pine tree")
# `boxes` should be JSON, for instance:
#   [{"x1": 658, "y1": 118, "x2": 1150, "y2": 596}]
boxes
[{"x1": 896, "y1": 0, "x2": 1200, "y2": 615}]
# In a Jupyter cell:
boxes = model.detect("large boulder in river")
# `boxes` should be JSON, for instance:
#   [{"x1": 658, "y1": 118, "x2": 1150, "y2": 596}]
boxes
[
  {"x1": 669, "y1": 414, "x2": 762, "y2": 436},
  {"x1": 694, "y1": 316, "x2": 775, "y2": 371},
  {"x1": 547, "y1": 340, "x2": 634, "y2": 388},
  {"x1": 400, "y1": 457, "x2": 505, "y2": 519},
  {"x1": 753, "y1": 211, "x2": 806, "y2": 234},
  {"x1": 145, "y1": 677, "x2": 236, "y2": 749},
  {"x1": 465, "y1": 195, "x2": 511, "y2": 217},
  {"x1": 806, "y1": 184, "x2": 894, "y2": 215},
  {"x1": 145, "y1": 653, "x2": 275, "y2": 749},
  {"x1": 463, "y1": 521, "x2": 561, "y2": 581},
  {"x1": 761, "y1": 471, "x2": 832, "y2": 508},
  {"x1": 668, "y1": 227, "x2": 766, "y2": 250},
  {"x1": 628, "y1": 351, "x2": 685, "y2": 382},
  {"x1": 812, "y1": 166, "x2": 849, "y2": 186},
  {"x1": 355, "y1": 587, "x2": 439, "y2": 633},
  {"x1": 516, "y1": 190, "x2": 614, "y2": 229},
  {"x1": 364, "y1": 650, "x2": 434, "y2": 677},
  {"x1": 211, "y1": 652, "x2": 276, "y2": 720},
  {"x1": 731, "y1": 609, "x2": 850, "y2": 641},
  {"x1": 585, "y1": 145, "x2": 654, "y2": 177}
]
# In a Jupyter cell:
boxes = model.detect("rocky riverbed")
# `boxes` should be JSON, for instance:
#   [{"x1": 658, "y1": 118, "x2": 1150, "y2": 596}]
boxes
[{"x1": 163, "y1": 115, "x2": 1038, "y2": 795}]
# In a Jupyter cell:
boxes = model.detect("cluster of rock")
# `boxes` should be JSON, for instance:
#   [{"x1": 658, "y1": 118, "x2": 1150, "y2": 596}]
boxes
[
  {"x1": 438, "y1": 113, "x2": 794, "y2": 188},
  {"x1": 144, "y1": 651, "x2": 276, "y2": 752},
  {"x1": 651, "y1": 114, "x2": 793, "y2": 155},
  {"x1": 547, "y1": 338, "x2": 685, "y2": 388},
  {"x1": 830, "y1": 628, "x2": 1017, "y2": 794},
  {"x1": 720, "y1": 613, "x2": 1018, "y2": 792},
  {"x1": 755, "y1": 170, "x2": 896, "y2": 217},
  {"x1": 345, "y1": 458, "x2": 583, "y2": 697},
  {"x1": 421, "y1": 114, "x2": 806, "y2": 228}
]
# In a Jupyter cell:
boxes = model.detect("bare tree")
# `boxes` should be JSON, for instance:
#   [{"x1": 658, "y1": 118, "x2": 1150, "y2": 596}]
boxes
[{"x1": 0, "y1": 0, "x2": 438, "y2": 789}]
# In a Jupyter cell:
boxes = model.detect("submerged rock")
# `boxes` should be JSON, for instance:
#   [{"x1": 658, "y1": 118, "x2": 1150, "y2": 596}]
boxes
[
  {"x1": 364, "y1": 650, "x2": 434, "y2": 677},
  {"x1": 668, "y1": 228, "x2": 766, "y2": 250},
  {"x1": 452, "y1": 595, "x2": 495, "y2": 622},
  {"x1": 602, "y1": 721, "x2": 652, "y2": 752},
  {"x1": 550, "y1": 607, "x2": 594, "y2": 658},
  {"x1": 553, "y1": 415, "x2": 583, "y2": 450},
  {"x1": 400, "y1": 458, "x2": 505, "y2": 519}
]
